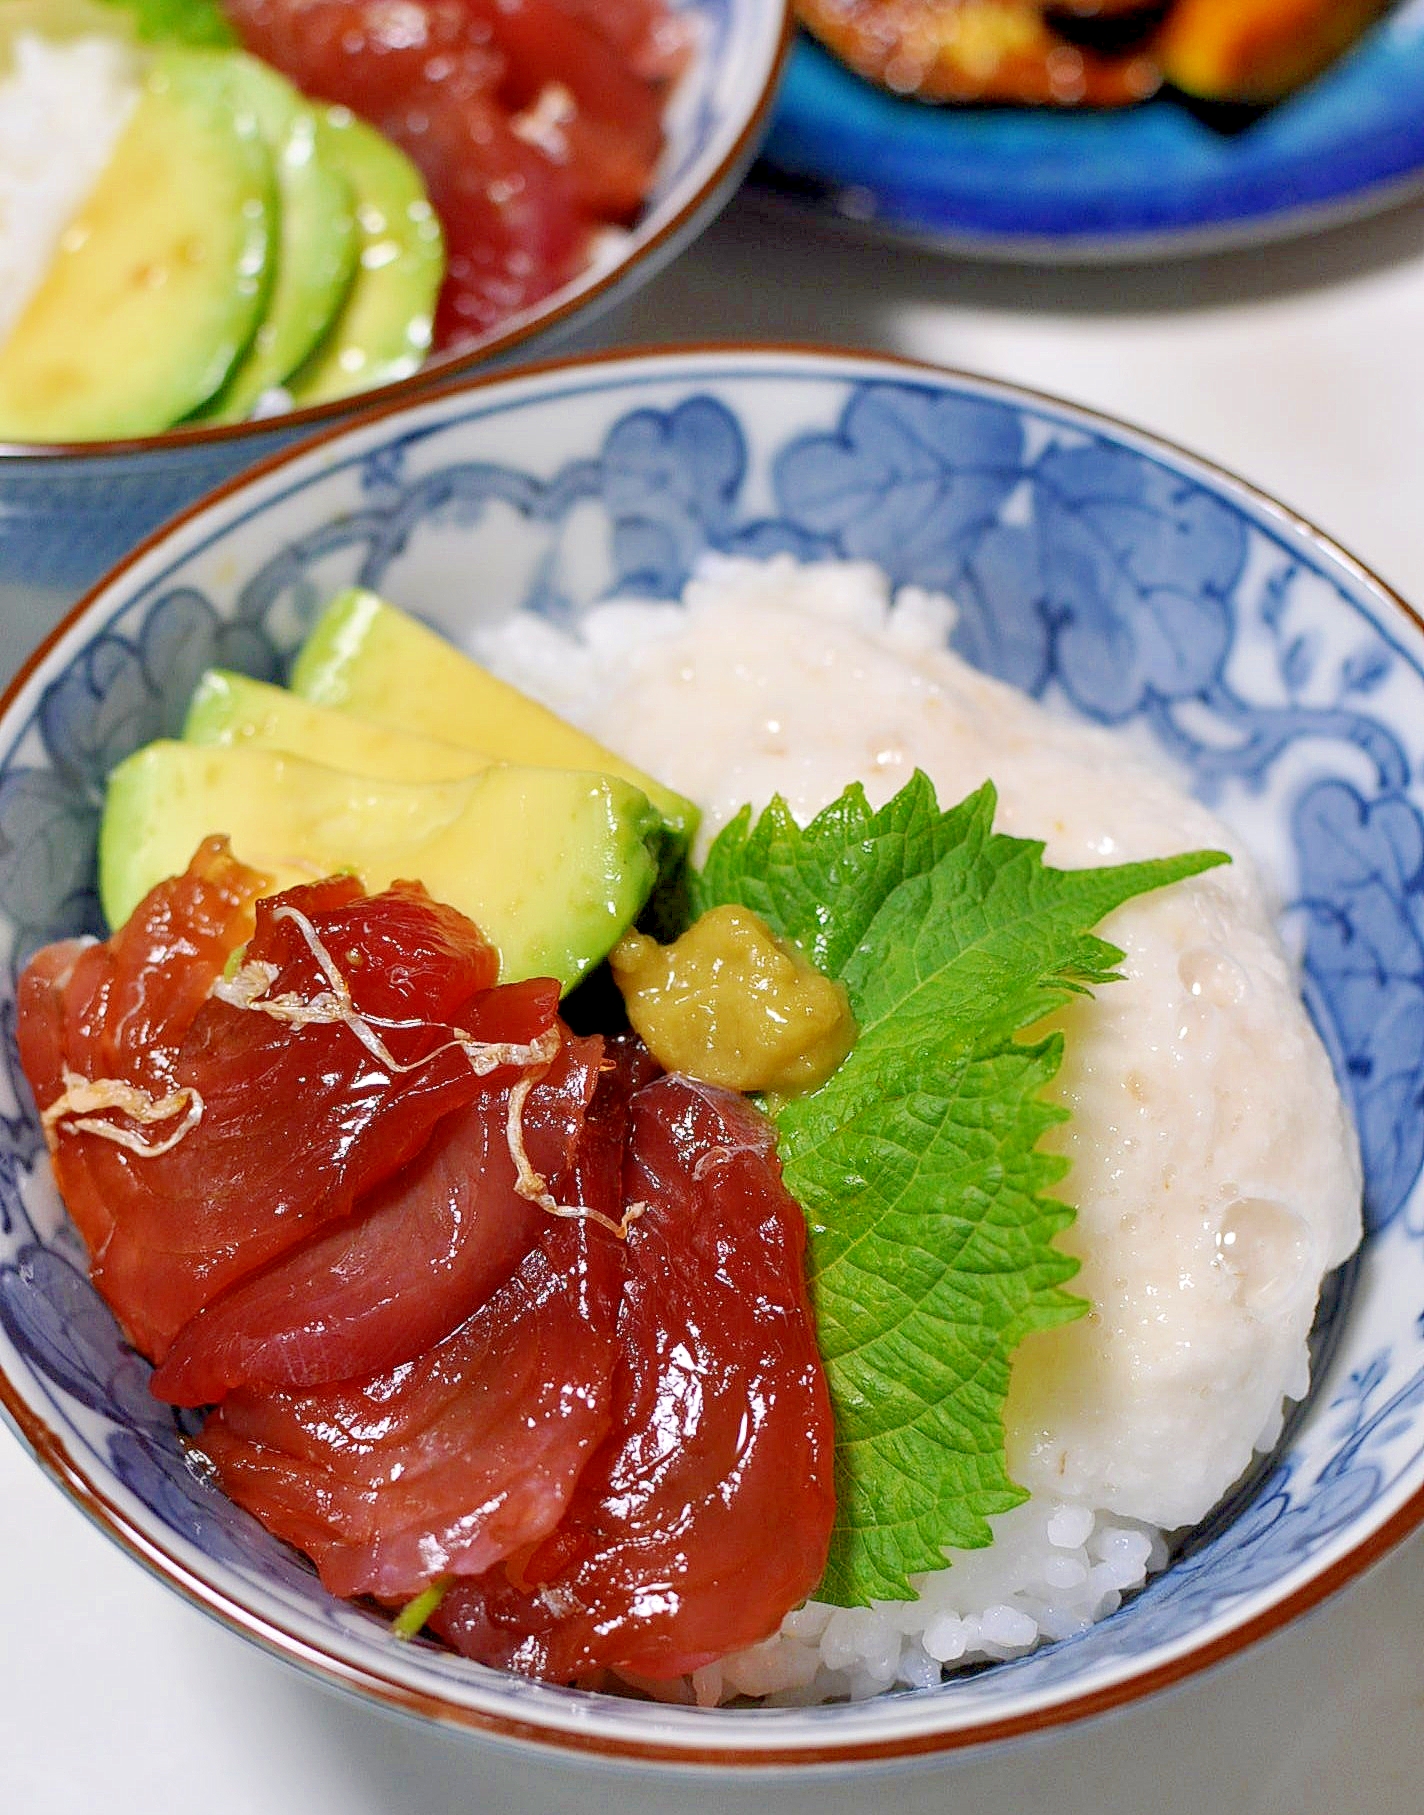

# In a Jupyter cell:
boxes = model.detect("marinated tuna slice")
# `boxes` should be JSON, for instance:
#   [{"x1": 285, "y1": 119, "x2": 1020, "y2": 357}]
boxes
[
  {"x1": 18, "y1": 854, "x2": 549, "y2": 1361},
  {"x1": 459, "y1": 0, "x2": 669, "y2": 220},
  {"x1": 561, "y1": 1030, "x2": 663, "y2": 1228},
  {"x1": 265, "y1": 870, "x2": 500, "y2": 1018},
  {"x1": 152, "y1": 1032, "x2": 605, "y2": 1405},
  {"x1": 432, "y1": 1074, "x2": 836, "y2": 1682},
  {"x1": 18, "y1": 836, "x2": 263, "y2": 1114},
  {"x1": 550, "y1": 0, "x2": 695, "y2": 79},
  {"x1": 386, "y1": 93, "x2": 587, "y2": 350},
  {"x1": 226, "y1": 0, "x2": 685, "y2": 347},
  {"x1": 198, "y1": 1212, "x2": 625, "y2": 1601}
]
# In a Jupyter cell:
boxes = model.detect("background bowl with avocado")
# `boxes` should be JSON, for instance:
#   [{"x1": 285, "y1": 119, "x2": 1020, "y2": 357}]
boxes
[{"x1": 0, "y1": 0, "x2": 791, "y2": 655}]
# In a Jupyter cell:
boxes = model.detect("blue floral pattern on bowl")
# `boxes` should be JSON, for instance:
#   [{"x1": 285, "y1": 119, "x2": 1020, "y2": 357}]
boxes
[{"x1": 1, "y1": 350, "x2": 1422, "y2": 1760}]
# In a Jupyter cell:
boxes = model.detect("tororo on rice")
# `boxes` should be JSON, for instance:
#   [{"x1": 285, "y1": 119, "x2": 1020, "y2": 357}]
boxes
[{"x1": 475, "y1": 554, "x2": 1361, "y2": 1703}]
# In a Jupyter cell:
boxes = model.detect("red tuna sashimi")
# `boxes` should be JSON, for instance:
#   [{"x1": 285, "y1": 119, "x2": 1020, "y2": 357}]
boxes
[
  {"x1": 385, "y1": 93, "x2": 588, "y2": 349},
  {"x1": 456, "y1": 0, "x2": 669, "y2": 220},
  {"x1": 222, "y1": 0, "x2": 505, "y2": 119},
  {"x1": 270, "y1": 870, "x2": 499, "y2": 1018},
  {"x1": 198, "y1": 1210, "x2": 625, "y2": 1601},
  {"x1": 432, "y1": 1074, "x2": 836, "y2": 1682},
  {"x1": 152, "y1": 1031, "x2": 605, "y2": 1405},
  {"x1": 18, "y1": 837, "x2": 263, "y2": 1113},
  {"x1": 18, "y1": 856, "x2": 551, "y2": 1360},
  {"x1": 224, "y1": 0, "x2": 589, "y2": 346},
  {"x1": 550, "y1": 0, "x2": 694, "y2": 78},
  {"x1": 559, "y1": 1030, "x2": 662, "y2": 1228}
]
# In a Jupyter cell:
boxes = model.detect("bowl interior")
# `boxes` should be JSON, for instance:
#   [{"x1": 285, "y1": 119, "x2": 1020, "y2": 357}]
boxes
[{"x1": 2, "y1": 349, "x2": 1423, "y2": 1766}]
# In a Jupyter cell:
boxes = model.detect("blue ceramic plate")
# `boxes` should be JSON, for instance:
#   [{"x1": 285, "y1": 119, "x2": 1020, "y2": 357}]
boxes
[{"x1": 756, "y1": 7, "x2": 1424, "y2": 258}]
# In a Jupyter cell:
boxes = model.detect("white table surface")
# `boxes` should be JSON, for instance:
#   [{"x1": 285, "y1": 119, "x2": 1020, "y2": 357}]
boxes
[{"x1": 5, "y1": 176, "x2": 1424, "y2": 1814}]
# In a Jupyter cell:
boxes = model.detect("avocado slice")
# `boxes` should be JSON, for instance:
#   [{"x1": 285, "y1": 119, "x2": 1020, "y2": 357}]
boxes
[
  {"x1": 290, "y1": 590, "x2": 699, "y2": 857},
  {"x1": 99, "y1": 742, "x2": 663, "y2": 993},
  {"x1": 0, "y1": 50, "x2": 275, "y2": 440},
  {"x1": 191, "y1": 56, "x2": 359, "y2": 424},
  {"x1": 283, "y1": 109, "x2": 443, "y2": 406},
  {"x1": 184, "y1": 669, "x2": 493, "y2": 783}
]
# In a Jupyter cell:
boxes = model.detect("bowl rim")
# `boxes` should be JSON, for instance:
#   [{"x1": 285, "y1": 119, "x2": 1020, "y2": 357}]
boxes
[
  {"x1": 3, "y1": 338, "x2": 1423, "y2": 1769},
  {"x1": 0, "y1": 0, "x2": 794, "y2": 464}
]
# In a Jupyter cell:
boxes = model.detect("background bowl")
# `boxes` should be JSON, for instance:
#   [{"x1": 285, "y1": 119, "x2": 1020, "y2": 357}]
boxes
[
  {"x1": 2, "y1": 345, "x2": 1422, "y2": 1769},
  {"x1": 0, "y1": 0, "x2": 791, "y2": 641}
]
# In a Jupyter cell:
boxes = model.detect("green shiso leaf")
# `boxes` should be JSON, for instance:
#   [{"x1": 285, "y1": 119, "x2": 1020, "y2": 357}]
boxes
[
  {"x1": 94, "y1": 0, "x2": 238, "y2": 47},
  {"x1": 691, "y1": 774, "x2": 1228, "y2": 1606}
]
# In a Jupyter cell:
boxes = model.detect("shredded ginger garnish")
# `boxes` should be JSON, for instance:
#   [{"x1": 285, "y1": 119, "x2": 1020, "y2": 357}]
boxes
[
  {"x1": 213, "y1": 902, "x2": 640, "y2": 1238},
  {"x1": 506, "y1": 1068, "x2": 645, "y2": 1240},
  {"x1": 210, "y1": 903, "x2": 560, "y2": 1079},
  {"x1": 42, "y1": 1069, "x2": 203, "y2": 1158}
]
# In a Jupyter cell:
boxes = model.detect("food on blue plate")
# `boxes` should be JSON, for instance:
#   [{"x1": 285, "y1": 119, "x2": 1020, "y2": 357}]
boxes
[
  {"x1": 795, "y1": 0, "x2": 1389, "y2": 109},
  {"x1": 793, "y1": 0, "x2": 1162, "y2": 106},
  {"x1": 15, "y1": 559, "x2": 1361, "y2": 1702},
  {"x1": 1156, "y1": 0, "x2": 1392, "y2": 103}
]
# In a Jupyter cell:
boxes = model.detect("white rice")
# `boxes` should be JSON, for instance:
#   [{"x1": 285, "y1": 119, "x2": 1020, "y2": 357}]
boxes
[
  {"x1": 473, "y1": 556, "x2": 1362, "y2": 1701},
  {"x1": 0, "y1": 33, "x2": 138, "y2": 346},
  {"x1": 692, "y1": 1501, "x2": 1172, "y2": 1707}
]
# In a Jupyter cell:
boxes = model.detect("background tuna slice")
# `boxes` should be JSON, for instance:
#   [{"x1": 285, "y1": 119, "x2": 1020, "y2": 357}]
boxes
[{"x1": 224, "y1": 0, "x2": 681, "y2": 347}]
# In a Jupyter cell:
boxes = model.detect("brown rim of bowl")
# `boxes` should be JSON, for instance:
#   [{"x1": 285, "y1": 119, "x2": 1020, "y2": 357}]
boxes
[
  {"x1": 2, "y1": 339, "x2": 1422, "y2": 1769},
  {"x1": 0, "y1": 2, "x2": 795, "y2": 464}
]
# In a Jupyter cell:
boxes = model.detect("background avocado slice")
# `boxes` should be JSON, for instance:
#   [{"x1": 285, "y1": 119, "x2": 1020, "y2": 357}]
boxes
[
  {"x1": 290, "y1": 589, "x2": 699, "y2": 857},
  {"x1": 184, "y1": 669, "x2": 494, "y2": 783},
  {"x1": 190, "y1": 55, "x2": 358, "y2": 424},
  {"x1": 0, "y1": 49, "x2": 274, "y2": 440},
  {"x1": 283, "y1": 109, "x2": 443, "y2": 406},
  {"x1": 100, "y1": 743, "x2": 663, "y2": 993},
  {"x1": 92, "y1": 0, "x2": 237, "y2": 48}
]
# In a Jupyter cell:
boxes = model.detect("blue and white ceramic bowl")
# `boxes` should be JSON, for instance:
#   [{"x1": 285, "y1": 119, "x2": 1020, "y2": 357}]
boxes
[
  {"x1": 0, "y1": 0, "x2": 791, "y2": 632},
  {"x1": 1, "y1": 346, "x2": 1422, "y2": 1769}
]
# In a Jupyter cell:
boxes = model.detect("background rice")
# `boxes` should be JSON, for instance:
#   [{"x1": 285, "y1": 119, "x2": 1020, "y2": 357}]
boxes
[{"x1": 0, "y1": 33, "x2": 137, "y2": 348}]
